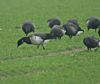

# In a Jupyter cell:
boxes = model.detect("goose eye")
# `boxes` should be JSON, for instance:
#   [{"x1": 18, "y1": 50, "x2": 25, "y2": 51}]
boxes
[{"x1": 22, "y1": 40, "x2": 23, "y2": 42}]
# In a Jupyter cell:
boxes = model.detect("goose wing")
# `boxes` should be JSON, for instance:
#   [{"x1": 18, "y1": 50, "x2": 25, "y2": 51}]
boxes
[{"x1": 64, "y1": 23, "x2": 78, "y2": 35}]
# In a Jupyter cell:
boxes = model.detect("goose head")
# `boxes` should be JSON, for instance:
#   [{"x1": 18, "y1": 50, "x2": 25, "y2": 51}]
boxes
[{"x1": 17, "y1": 37, "x2": 31, "y2": 48}]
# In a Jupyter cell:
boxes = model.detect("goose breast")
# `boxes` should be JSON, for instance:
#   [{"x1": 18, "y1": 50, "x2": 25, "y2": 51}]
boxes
[{"x1": 30, "y1": 36, "x2": 43, "y2": 45}]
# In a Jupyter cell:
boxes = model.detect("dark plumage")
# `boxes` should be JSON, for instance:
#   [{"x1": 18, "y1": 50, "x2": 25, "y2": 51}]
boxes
[
  {"x1": 86, "y1": 16, "x2": 100, "y2": 31},
  {"x1": 47, "y1": 18, "x2": 61, "y2": 28},
  {"x1": 67, "y1": 19, "x2": 84, "y2": 32},
  {"x1": 83, "y1": 36, "x2": 100, "y2": 51},
  {"x1": 22, "y1": 20, "x2": 35, "y2": 36},
  {"x1": 50, "y1": 25, "x2": 66, "y2": 39},
  {"x1": 67, "y1": 19, "x2": 79, "y2": 27},
  {"x1": 17, "y1": 33, "x2": 54, "y2": 49},
  {"x1": 63, "y1": 23, "x2": 84, "y2": 39}
]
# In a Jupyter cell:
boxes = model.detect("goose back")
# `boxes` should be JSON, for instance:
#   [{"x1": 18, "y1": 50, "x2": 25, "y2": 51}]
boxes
[
  {"x1": 86, "y1": 17, "x2": 100, "y2": 30},
  {"x1": 63, "y1": 23, "x2": 78, "y2": 36},
  {"x1": 83, "y1": 36, "x2": 99, "y2": 48},
  {"x1": 47, "y1": 18, "x2": 61, "y2": 28},
  {"x1": 22, "y1": 20, "x2": 35, "y2": 35}
]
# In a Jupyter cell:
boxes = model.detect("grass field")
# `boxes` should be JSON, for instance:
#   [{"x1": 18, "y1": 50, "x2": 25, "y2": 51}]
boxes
[{"x1": 0, "y1": 0, "x2": 100, "y2": 84}]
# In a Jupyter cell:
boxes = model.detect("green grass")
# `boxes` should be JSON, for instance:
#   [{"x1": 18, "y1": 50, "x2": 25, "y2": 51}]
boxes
[{"x1": 0, "y1": 0, "x2": 100, "y2": 84}]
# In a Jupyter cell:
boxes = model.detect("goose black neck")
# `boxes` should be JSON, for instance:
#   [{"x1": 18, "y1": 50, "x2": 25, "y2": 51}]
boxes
[{"x1": 23, "y1": 37, "x2": 32, "y2": 44}]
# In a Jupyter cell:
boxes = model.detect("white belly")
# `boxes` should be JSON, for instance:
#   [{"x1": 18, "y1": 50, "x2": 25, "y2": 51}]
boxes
[
  {"x1": 76, "y1": 31, "x2": 84, "y2": 35},
  {"x1": 44, "y1": 40, "x2": 50, "y2": 44},
  {"x1": 30, "y1": 36, "x2": 50, "y2": 45},
  {"x1": 99, "y1": 42, "x2": 100, "y2": 46},
  {"x1": 30, "y1": 36, "x2": 43, "y2": 45}
]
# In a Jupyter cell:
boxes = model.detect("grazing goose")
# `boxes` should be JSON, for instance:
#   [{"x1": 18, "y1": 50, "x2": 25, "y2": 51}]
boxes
[
  {"x1": 17, "y1": 33, "x2": 54, "y2": 49},
  {"x1": 50, "y1": 25, "x2": 66, "y2": 39},
  {"x1": 22, "y1": 20, "x2": 35, "y2": 36},
  {"x1": 63, "y1": 23, "x2": 84, "y2": 39},
  {"x1": 47, "y1": 18, "x2": 61, "y2": 28},
  {"x1": 67, "y1": 19, "x2": 84, "y2": 35},
  {"x1": 83, "y1": 36, "x2": 100, "y2": 51},
  {"x1": 86, "y1": 16, "x2": 100, "y2": 32}
]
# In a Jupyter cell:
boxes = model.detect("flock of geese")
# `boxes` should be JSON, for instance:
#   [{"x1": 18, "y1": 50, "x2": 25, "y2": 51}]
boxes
[{"x1": 17, "y1": 16, "x2": 100, "y2": 51}]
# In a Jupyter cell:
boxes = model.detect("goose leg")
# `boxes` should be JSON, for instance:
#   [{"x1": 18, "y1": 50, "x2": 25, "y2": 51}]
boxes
[
  {"x1": 41, "y1": 44, "x2": 45, "y2": 50},
  {"x1": 87, "y1": 47, "x2": 91, "y2": 51},
  {"x1": 95, "y1": 28, "x2": 97, "y2": 32},
  {"x1": 88, "y1": 27, "x2": 89, "y2": 31},
  {"x1": 69, "y1": 36, "x2": 72, "y2": 39},
  {"x1": 87, "y1": 47, "x2": 89, "y2": 51},
  {"x1": 58, "y1": 37, "x2": 61, "y2": 40},
  {"x1": 37, "y1": 45, "x2": 40, "y2": 49},
  {"x1": 95, "y1": 46, "x2": 99, "y2": 51}
]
